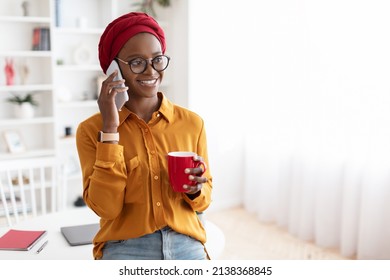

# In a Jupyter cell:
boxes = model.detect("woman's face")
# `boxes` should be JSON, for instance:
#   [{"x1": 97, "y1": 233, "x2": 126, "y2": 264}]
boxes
[{"x1": 117, "y1": 33, "x2": 164, "y2": 99}]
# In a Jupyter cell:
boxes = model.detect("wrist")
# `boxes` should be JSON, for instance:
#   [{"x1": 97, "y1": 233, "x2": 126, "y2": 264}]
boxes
[
  {"x1": 102, "y1": 123, "x2": 118, "y2": 133},
  {"x1": 102, "y1": 127, "x2": 118, "y2": 133},
  {"x1": 98, "y1": 131, "x2": 119, "y2": 143}
]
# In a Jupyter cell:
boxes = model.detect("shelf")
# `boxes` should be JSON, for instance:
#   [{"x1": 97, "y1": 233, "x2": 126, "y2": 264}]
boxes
[
  {"x1": 56, "y1": 100, "x2": 97, "y2": 108},
  {"x1": 0, "y1": 149, "x2": 56, "y2": 160},
  {"x1": 0, "y1": 16, "x2": 51, "y2": 23},
  {"x1": 54, "y1": 27, "x2": 103, "y2": 35},
  {"x1": 0, "y1": 50, "x2": 52, "y2": 57},
  {"x1": 0, "y1": 84, "x2": 53, "y2": 92},
  {"x1": 55, "y1": 64, "x2": 101, "y2": 71},
  {"x1": 58, "y1": 136, "x2": 76, "y2": 144},
  {"x1": 0, "y1": 117, "x2": 55, "y2": 126}
]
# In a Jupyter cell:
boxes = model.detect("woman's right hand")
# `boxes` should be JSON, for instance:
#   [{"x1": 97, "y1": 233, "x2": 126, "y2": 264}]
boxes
[{"x1": 97, "y1": 70, "x2": 128, "y2": 132}]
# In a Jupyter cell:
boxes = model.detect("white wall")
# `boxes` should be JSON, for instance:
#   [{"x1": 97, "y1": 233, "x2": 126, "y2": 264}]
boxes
[
  {"x1": 153, "y1": 0, "x2": 190, "y2": 107},
  {"x1": 187, "y1": 0, "x2": 390, "y2": 216},
  {"x1": 188, "y1": 0, "x2": 252, "y2": 211}
]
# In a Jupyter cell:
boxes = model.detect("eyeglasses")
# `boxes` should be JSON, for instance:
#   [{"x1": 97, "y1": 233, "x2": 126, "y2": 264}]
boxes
[{"x1": 116, "y1": 55, "x2": 170, "y2": 74}]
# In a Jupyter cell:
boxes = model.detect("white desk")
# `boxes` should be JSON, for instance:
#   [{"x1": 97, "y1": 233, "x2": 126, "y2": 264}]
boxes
[
  {"x1": 0, "y1": 207, "x2": 225, "y2": 260},
  {"x1": 0, "y1": 207, "x2": 99, "y2": 260}
]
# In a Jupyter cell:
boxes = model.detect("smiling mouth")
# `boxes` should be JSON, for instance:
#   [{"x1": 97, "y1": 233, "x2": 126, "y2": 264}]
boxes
[{"x1": 138, "y1": 79, "x2": 158, "y2": 86}]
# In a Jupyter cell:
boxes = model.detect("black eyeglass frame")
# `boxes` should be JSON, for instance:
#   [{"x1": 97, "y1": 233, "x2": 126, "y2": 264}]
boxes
[{"x1": 116, "y1": 55, "x2": 170, "y2": 74}]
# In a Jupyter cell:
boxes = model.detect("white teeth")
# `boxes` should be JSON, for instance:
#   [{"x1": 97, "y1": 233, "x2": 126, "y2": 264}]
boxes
[{"x1": 140, "y1": 79, "x2": 157, "y2": 85}]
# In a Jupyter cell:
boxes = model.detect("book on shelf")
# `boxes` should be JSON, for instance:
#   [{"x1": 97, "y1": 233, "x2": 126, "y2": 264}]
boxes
[
  {"x1": 32, "y1": 27, "x2": 51, "y2": 51},
  {"x1": 0, "y1": 229, "x2": 47, "y2": 251},
  {"x1": 55, "y1": 0, "x2": 62, "y2": 27}
]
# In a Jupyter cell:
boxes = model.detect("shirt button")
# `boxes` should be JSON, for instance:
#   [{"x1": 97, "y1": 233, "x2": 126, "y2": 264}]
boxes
[
  {"x1": 144, "y1": 129, "x2": 149, "y2": 133},
  {"x1": 154, "y1": 175, "x2": 159, "y2": 180},
  {"x1": 150, "y1": 151, "x2": 156, "y2": 155},
  {"x1": 157, "y1": 113, "x2": 160, "y2": 117},
  {"x1": 156, "y1": 202, "x2": 161, "y2": 207}
]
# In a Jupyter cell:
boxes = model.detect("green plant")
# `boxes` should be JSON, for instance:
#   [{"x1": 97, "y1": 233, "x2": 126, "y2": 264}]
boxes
[
  {"x1": 133, "y1": 0, "x2": 171, "y2": 18},
  {"x1": 155, "y1": 0, "x2": 170, "y2": 7},
  {"x1": 6, "y1": 93, "x2": 38, "y2": 106}
]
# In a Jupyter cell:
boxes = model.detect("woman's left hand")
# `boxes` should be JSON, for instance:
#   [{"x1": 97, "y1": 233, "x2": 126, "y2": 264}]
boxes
[{"x1": 183, "y1": 155, "x2": 208, "y2": 195}]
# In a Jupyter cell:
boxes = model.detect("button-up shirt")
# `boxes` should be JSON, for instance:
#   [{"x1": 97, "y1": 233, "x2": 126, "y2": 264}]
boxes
[{"x1": 76, "y1": 93, "x2": 212, "y2": 259}]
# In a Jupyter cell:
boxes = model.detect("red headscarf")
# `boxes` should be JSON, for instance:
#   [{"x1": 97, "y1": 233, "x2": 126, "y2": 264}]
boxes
[{"x1": 98, "y1": 12, "x2": 166, "y2": 74}]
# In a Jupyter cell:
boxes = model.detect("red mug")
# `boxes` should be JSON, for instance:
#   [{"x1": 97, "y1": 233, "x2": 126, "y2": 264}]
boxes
[{"x1": 167, "y1": 151, "x2": 207, "y2": 192}]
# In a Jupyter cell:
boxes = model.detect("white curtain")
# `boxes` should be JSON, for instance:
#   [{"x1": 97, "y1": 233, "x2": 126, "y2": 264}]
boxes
[
  {"x1": 242, "y1": 0, "x2": 390, "y2": 259},
  {"x1": 188, "y1": 0, "x2": 390, "y2": 259}
]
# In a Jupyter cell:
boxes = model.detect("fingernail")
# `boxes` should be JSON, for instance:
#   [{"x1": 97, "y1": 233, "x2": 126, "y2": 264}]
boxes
[
  {"x1": 183, "y1": 185, "x2": 188, "y2": 189},
  {"x1": 184, "y1": 168, "x2": 190, "y2": 174},
  {"x1": 189, "y1": 175, "x2": 194, "y2": 180}
]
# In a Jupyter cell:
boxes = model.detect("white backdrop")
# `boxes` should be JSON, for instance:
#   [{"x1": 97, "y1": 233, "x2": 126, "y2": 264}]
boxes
[{"x1": 189, "y1": 0, "x2": 390, "y2": 259}]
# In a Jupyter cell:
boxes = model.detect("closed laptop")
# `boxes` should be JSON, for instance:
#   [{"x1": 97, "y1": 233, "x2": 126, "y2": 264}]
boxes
[{"x1": 60, "y1": 223, "x2": 99, "y2": 246}]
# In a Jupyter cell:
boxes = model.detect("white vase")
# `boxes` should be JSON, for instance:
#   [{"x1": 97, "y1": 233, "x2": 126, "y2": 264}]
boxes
[{"x1": 13, "y1": 103, "x2": 35, "y2": 119}]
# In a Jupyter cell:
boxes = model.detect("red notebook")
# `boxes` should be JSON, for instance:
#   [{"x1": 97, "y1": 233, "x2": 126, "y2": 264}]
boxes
[{"x1": 0, "y1": 229, "x2": 47, "y2": 251}]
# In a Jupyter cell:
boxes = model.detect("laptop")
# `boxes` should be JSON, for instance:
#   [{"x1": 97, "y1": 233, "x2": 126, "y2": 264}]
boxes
[{"x1": 60, "y1": 223, "x2": 99, "y2": 246}]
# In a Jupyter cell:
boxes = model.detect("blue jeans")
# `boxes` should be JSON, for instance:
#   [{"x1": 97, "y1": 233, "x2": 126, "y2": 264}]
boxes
[{"x1": 101, "y1": 227, "x2": 208, "y2": 260}]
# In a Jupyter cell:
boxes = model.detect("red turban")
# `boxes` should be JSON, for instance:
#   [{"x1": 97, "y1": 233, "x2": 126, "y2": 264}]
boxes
[{"x1": 98, "y1": 12, "x2": 166, "y2": 74}]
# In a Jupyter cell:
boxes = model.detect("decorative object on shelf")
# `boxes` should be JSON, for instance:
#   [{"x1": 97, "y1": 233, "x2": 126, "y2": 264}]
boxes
[
  {"x1": 13, "y1": 103, "x2": 35, "y2": 118},
  {"x1": 82, "y1": 91, "x2": 89, "y2": 101},
  {"x1": 11, "y1": 175, "x2": 30, "y2": 185},
  {"x1": 56, "y1": 87, "x2": 72, "y2": 102},
  {"x1": 73, "y1": 196, "x2": 86, "y2": 207},
  {"x1": 21, "y1": 1, "x2": 30, "y2": 16},
  {"x1": 73, "y1": 44, "x2": 92, "y2": 65},
  {"x1": 4, "y1": 58, "x2": 15, "y2": 86},
  {"x1": 77, "y1": 17, "x2": 88, "y2": 29},
  {"x1": 65, "y1": 126, "x2": 72, "y2": 137},
  {"x1": 19, "y1": 62, "x2": 30, "y2": 85},
  {"x1": 133, "y1": 0, "x2": 170, "y2": 18},
  {"x1": 6, "y1": 93, "x2": 38, "y2": 119},
  {"x1": 3, "y1": 131, "x2": 26, "y2": 153}
]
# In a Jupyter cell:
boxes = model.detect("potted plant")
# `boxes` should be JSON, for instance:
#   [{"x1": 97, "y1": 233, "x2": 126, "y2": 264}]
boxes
[
  {"x1": 133, "y1": 0, "x2": 171, "y2": 18},
  {"x1": 6, "y1": 93, "x2": 38, "y2": 119}
]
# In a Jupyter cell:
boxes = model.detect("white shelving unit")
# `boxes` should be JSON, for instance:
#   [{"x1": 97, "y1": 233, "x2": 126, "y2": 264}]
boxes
[
  {"x1": 0, "y1": 0, "x2": 188, "y2": 208},
  {"x1": 0, "y1": 0, "x2": 54, "y2": 160},
  {"x1": 52, "y1": 0, "x2": 116, "y2": 206}
]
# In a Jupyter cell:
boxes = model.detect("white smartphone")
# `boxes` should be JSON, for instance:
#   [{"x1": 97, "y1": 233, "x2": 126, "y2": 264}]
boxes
[{"x1": 106, "y1": 60, "x2": 129, "y2": 110}]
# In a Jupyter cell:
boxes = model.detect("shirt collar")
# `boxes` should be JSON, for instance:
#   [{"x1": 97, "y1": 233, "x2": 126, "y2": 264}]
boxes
[
  {"x1": 118, "y1": 92, "x2": 174, "y2": 125},
  {"x1": 157, "y1": 92, "x2": 174, "y2": 123}
]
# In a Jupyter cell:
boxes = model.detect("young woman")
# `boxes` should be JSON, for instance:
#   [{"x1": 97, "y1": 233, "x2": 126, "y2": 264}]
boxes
[{"x1": 76, "y1": 12, "x2": 212, "y2": 260}]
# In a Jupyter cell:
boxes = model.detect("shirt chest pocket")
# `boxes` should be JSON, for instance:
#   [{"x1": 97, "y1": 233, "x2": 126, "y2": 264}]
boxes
[{"x1": 124, "y1": 156, "x2": 145, "y2": 203}]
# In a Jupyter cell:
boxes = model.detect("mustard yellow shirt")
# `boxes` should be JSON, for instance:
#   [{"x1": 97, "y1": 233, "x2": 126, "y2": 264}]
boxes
[{"x1": 76, "y1": 93, "x2": 212, "y2": 259}]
